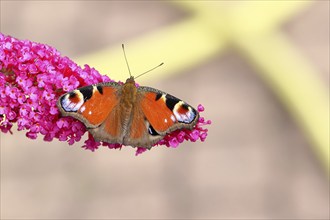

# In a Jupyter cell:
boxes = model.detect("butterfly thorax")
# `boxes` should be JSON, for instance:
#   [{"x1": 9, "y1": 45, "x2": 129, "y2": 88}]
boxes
[{"x1": 121, "y1": 77, "x2": 138, "y2": 107}]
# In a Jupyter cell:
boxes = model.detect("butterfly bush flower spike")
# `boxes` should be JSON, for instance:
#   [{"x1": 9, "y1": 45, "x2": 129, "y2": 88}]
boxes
[
  {"x1": 0, "y1": 33, "x2": 211, "y2": 155},
  {"x1": 0, "y1": 33, "x2": 111, "y2": 149}
]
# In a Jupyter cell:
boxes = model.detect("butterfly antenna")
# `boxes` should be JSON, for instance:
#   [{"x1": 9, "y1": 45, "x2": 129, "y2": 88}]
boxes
[
  {"x1": 122, "y1": 44, "x2": 132, "y2": 78},
  {"x1": 135, "y1": 62, "x2": 164, "y2": 80}
]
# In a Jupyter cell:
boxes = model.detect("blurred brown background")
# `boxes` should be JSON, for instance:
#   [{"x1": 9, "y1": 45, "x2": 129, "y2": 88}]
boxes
[{"x1": 0, "y1": 1, "x2": 329, "y2": 219}]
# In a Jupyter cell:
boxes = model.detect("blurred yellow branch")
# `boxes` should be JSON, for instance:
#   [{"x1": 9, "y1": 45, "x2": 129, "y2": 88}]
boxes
[
  {"x1": 173, "y1": 1, "x2": 310, "y2": 35},
  {"x1": 236, "y1": 32, "x2": 329, "y2": 172}
]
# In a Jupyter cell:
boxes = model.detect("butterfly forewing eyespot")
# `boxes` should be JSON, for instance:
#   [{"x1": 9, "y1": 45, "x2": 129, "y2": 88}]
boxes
[
  {"x1": 172, "y1": 101, "x2": 197, "y2": 124},
  {"x1": 69, "y1": 91, "x2": 77, "y2": 99},
  {"x1": 59, "y1": 85, "x2": 100, "y2": 113},
  {"x1": 162, "y1": 94, "x2": 197, "y2": 124},
  {"x1": 60, "y1": 90, "x2": 84, "y2": 112}
]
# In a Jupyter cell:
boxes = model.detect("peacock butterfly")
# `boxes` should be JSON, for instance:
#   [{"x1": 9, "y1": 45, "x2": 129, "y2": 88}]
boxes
[{"x1": 56, "y1": 46, "x2": 199, "y2": 149}]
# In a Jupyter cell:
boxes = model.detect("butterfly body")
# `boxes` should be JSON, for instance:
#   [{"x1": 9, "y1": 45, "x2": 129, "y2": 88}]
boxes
[{"x1": 57, "y1": 77, "x2": 199, "y2": 148}]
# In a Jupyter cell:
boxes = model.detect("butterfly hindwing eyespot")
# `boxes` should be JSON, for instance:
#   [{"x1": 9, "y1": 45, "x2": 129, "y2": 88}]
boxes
[{"x1": 148, "y1": 124, "x2": 159, "y2": 136}]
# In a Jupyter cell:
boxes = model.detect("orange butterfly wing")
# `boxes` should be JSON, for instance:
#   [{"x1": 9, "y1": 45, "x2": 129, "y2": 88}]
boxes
[
  {"x1": 140, "y1": 88, "x2": 198, "y2": 133},
  {"x1": 123, "y1": 87, "x2": 199, "y2": 147},
  {"x1": 57, "y1": 82, "x2": 120, "y2": 130}
]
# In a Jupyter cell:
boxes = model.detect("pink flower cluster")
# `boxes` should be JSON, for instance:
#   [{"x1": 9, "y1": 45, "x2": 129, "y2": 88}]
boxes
[{"x1": 0, "y1": 33, "x2": 211, "y2": 155}]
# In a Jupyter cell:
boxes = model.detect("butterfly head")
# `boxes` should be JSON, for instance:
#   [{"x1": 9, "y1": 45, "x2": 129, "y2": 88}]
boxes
[{"x1": 125, "y1": 76, "x2": 136, "y2": 84}]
